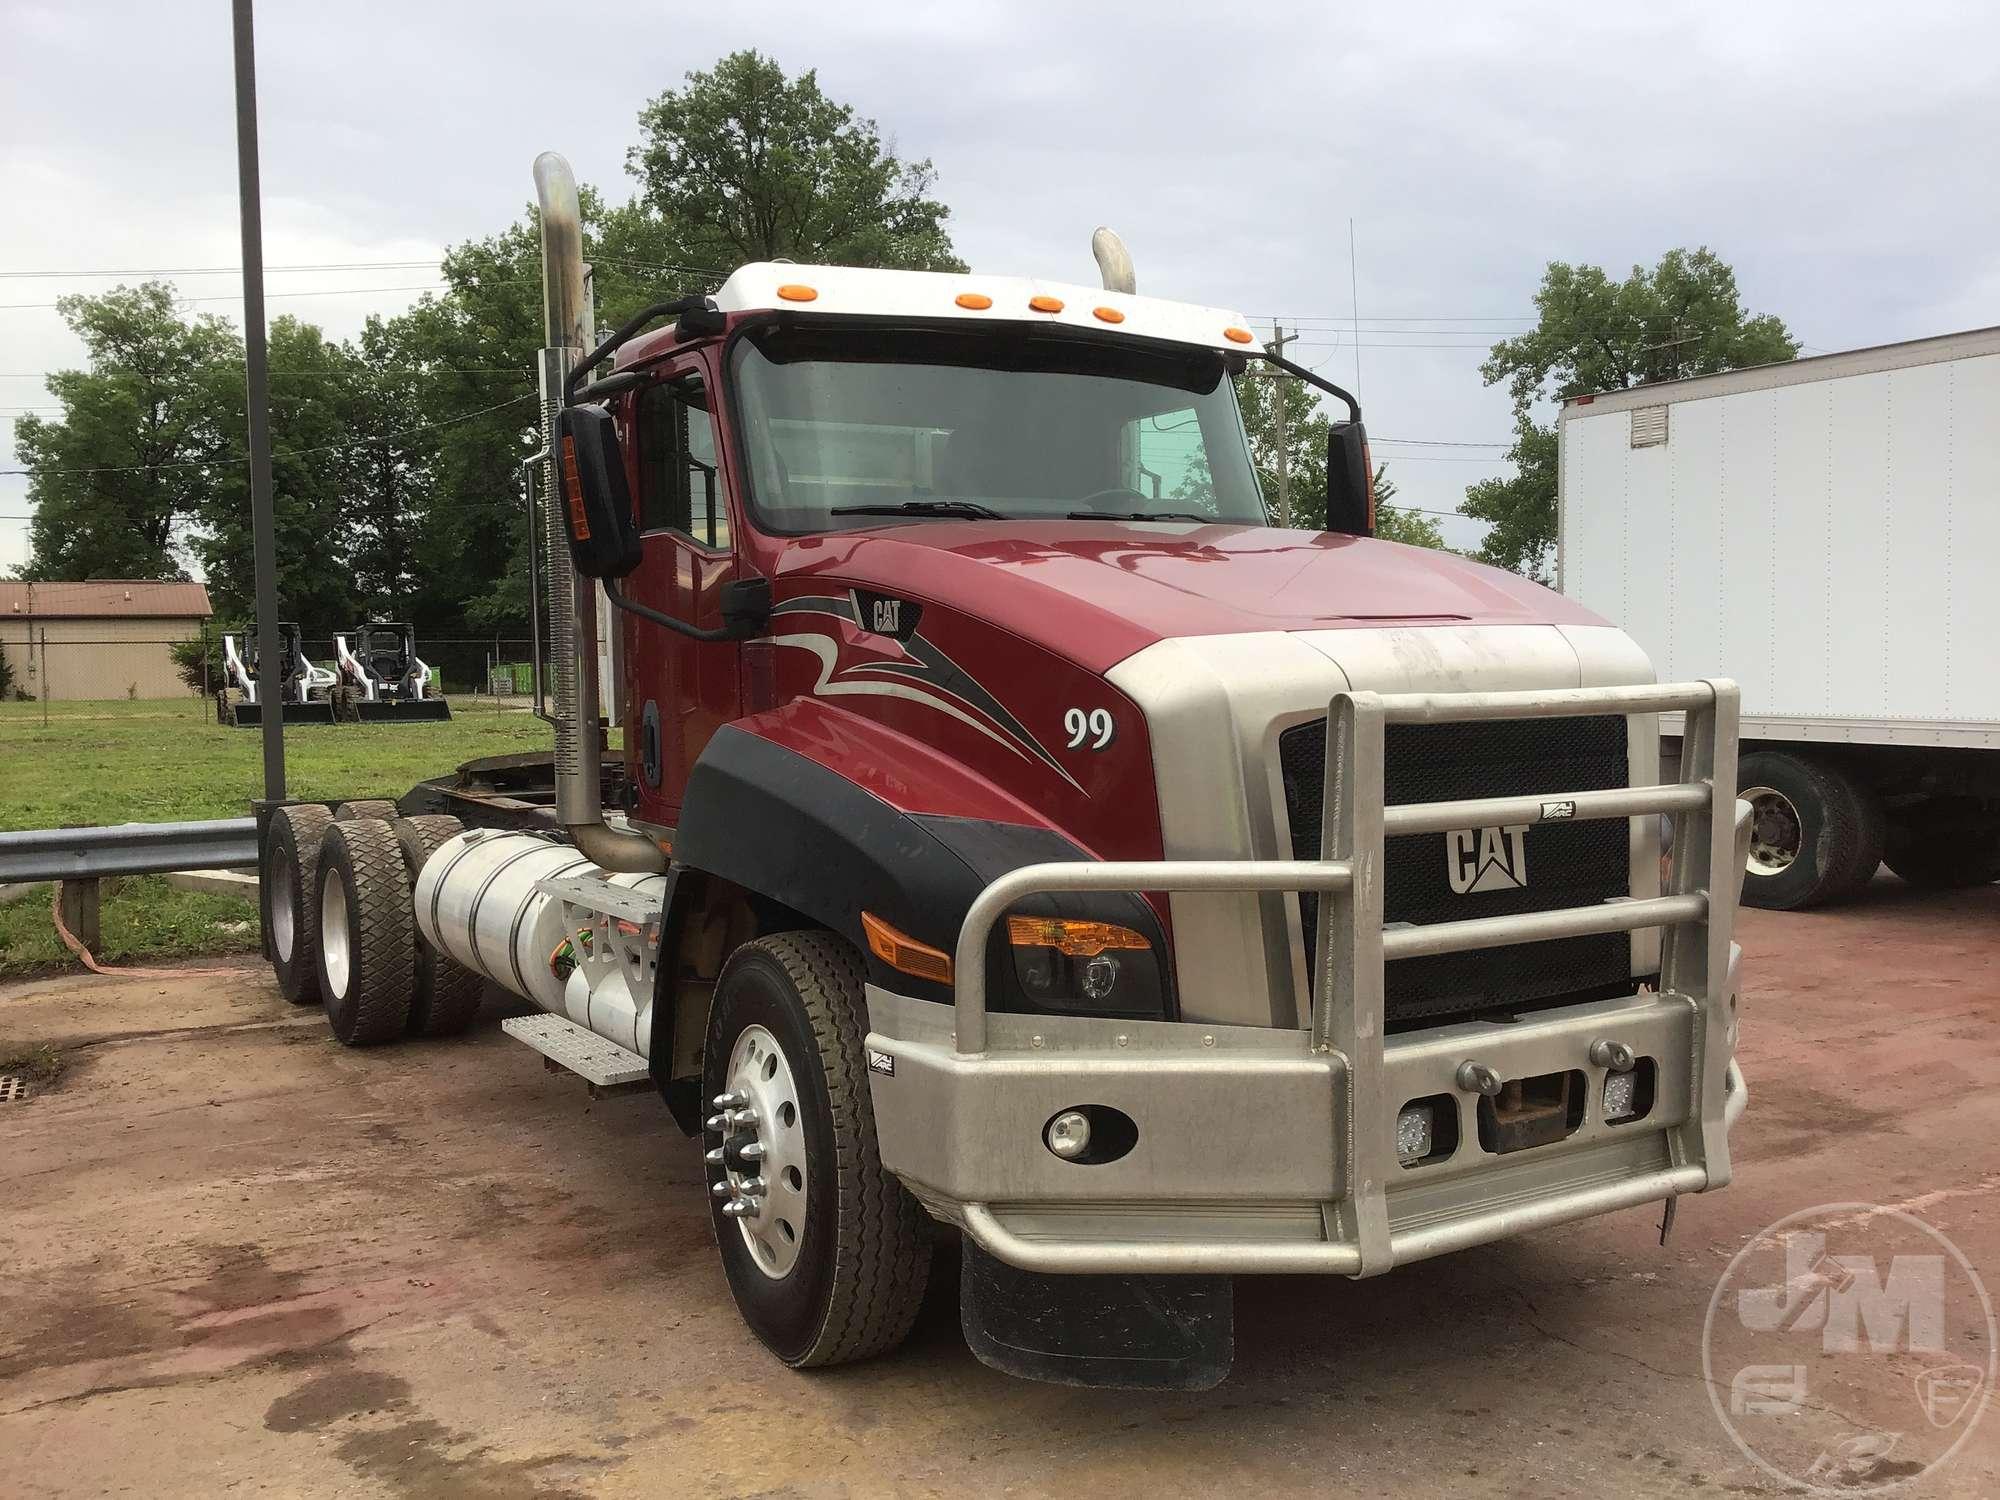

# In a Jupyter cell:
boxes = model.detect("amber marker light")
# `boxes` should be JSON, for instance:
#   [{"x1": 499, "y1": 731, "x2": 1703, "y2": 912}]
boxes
[
  {"x1": 1028, "y1": 294, "x2": 1065, "y2": 313},
  {"x1": 861, "y1": 911, "x2": 954, "y2": 985},
  {"x1": 1223, "y1": 326, "x2": 1255, "y2": 344},
  {"x1": 955, "y1": 292, "x2": 993, "y2": 310},
  {"x1": 1093, "y1": 306, "x2": 1125, "y2": 323},
  {"x1": 776, "y1": 284, "x2": 818, "y2": 302}
]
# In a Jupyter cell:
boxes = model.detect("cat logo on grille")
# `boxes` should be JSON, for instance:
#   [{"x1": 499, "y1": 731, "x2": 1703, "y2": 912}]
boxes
[{"x1": 1446, "y1": 825, "x2": 1530, "y2": 894}]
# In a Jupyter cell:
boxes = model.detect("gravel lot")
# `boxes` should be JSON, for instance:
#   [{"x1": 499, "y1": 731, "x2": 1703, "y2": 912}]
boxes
[{"x1": 2, "y1": 877, "x2": 1995, "y2": 1497}]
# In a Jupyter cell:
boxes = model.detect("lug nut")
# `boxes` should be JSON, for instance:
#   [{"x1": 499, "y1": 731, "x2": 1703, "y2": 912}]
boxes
[
  {"x1": 704, "y1": 1112, "x2": 728, "y2": 1133},
  {"x1": 737, "y1": 1141, "x2": 765, "y2": 1162},
  {"x1": 726, "y1": 1106, "x2": 759, "y2": 1129},
  {"x1": 739, "y1": 1176, "x2": 768, "y2": 1197},
  {"x1": 711, "y1": 1180, "x2": 733, "y2": 1198},
  {"x1": 721, "y1": 1199, "x2": 758, "y2": 1219},
  {"x1": 711, "y1": 1091, "x2": 746, "y2": 1109},
  {"x1": 704, "y1": 1146, "x2": 726, "y2": 1166}
]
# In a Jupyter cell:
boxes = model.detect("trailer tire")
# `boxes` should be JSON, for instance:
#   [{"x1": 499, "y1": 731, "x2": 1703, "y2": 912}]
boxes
[
  {"x1": 334, "y1": 798, "x2": 398, "y2": 822},
  {"x1": 702, "y1": 931, "x2": 930, "y2": 1369},
  {"x1": 1884, "y1": 826, "x2": 2000, "y2": 889},
  {"x1": 267, "y1": 803, "x2": 335, "y2": 1005},
  {"x1": 1737, "y1": 751, "x2": 1874, "y2": 910},
  {"x1": 389, "y1": 815, "x2": 485, "y2": 1036},
  {"x1": 315, "y1": 818, "x2": 417, "y2": 1046}
]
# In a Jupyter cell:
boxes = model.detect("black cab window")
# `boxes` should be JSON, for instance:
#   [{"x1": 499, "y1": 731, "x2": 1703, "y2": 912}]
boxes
[{"x1": 636, "y1": 377, "x2": 730, "y2": 550}]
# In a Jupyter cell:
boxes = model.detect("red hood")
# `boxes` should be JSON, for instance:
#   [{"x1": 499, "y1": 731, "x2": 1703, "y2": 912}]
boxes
[{"x1": 774, "y1": 520, "x2": 1609, "y2": 674}]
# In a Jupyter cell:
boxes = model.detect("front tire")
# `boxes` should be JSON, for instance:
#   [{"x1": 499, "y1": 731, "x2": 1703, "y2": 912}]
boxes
[{"x1": 702, "y1": 932, "x2": 930, "y2": 1368}]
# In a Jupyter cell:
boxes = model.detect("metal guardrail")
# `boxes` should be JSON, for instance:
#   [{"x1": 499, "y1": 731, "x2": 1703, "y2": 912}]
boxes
[{"x1": 0, "y1": 818, "x2": 259, "y2": 884}]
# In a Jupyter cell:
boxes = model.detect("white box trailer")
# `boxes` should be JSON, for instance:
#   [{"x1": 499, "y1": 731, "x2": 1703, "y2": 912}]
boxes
[{"x1": 1559, "y1": 325, "x2": 2000, "y2": 908}]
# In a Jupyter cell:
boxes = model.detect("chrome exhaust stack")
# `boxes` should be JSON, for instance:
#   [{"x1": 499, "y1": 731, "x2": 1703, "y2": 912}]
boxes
[
  {"x1": 1091, "y1": 227, "x2": 1135, "y2": 294},
  {"x1": 533, "y1": 151, "x2": 666, "y2": 874}
]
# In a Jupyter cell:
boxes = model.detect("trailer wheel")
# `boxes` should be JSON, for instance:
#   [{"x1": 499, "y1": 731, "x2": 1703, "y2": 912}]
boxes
[
  {"x1": 702, "y1": 931, "x2": 930, "y2": 1369},
  {"x1": 390, "y1": 814, "x2": 485, "y2": 1036},
  {"x1": 315, "y1": 818, "x2": 417, "y2": 1046},
  {"x1": 334, "y1": 798, "x2": 398, "y2": 822},
  {"x1": 1884, "y1": 823, "x2": 2000, "y2": 889},
  {"x1": 1737, "y1": 752, "x2": 1877, "y2": 910},
  {"x1": 267, "y1": 804, "x2": 335, "y2": 1005}
]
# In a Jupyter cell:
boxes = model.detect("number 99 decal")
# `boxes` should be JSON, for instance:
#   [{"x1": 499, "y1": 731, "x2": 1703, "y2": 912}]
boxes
[{"x1": 1063, "y1": 706, "x2": 1116, "y2": 750}]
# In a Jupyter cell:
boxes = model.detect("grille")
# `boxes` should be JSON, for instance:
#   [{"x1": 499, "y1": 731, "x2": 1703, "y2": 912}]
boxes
[{"x1": 1280, "y1": 713, "x2": 1633, "y2": 1030}]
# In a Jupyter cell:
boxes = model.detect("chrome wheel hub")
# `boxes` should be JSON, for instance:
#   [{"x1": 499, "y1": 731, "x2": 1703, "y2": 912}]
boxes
[
  {"x1": 1742, "y1": 785, "x2": 1801, "y2": 876},
  {"x1": 319, "y1": 875, "x2": 351, "y2": 998},
  {"x1": 705, "y1": 1023, "x2": 807, "y2": 1279}
]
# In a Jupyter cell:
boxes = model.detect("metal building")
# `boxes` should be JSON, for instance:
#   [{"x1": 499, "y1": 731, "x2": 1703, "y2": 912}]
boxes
[{"x1": 0, "y1": 580, "x2": 214, "y2": 701}]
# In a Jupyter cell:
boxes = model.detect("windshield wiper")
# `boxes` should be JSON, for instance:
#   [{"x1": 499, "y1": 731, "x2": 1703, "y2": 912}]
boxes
[
  {"x1": 829, "y1": 500, "x2": 1005, "y2": 520},
  {"x1": 1065, "y1": 510, "x2": 1213, "y2": 522}
]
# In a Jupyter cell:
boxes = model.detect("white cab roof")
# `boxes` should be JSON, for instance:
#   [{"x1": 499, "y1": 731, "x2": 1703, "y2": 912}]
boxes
[{"x1": 711, "y1": 262, "x2": 1256, "y2": 354}]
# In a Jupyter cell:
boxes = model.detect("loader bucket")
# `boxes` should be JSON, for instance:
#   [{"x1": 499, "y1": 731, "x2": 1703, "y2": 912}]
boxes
[
  {"x1": 229, "y1": 701, "x2": 338, "y2": 728},
  {"x1": 355, "y1": 699, "x2": 453, "y2": 723}
]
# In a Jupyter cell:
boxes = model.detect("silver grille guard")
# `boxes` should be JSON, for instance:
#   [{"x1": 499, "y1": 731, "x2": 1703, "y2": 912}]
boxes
[{"x1": 938, "y1": 679, "x2": 1750, "y2": 1277}]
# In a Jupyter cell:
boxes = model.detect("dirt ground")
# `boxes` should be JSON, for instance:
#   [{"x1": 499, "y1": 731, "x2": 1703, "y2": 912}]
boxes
[{"x1": 2, "y1": 877, "x2": 1996, "y2": 1498}]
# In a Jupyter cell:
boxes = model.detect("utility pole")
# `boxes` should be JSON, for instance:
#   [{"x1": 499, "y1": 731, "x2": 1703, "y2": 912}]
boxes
[
  {"x1": 232, "y1": 0, "x2": 284, "y2": 804},
  {"x1": 1265, "y1": 324, "x2": 1298, "y2": 527}
]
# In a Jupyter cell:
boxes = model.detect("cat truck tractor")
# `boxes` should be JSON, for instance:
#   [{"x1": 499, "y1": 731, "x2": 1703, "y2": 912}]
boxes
[
  {"x1": 222, "y1": 621, "x2": 337, "y2": 726},
  {"x1": 332, "y1": 621, "x2": 451, "y2": 722},
  {"x1": 259, "y1": 150, "x2": 1752, "y2": 1389}
]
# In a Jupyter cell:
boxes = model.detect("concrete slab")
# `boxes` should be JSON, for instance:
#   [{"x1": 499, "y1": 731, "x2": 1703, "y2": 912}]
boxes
[
  {"x1": 1, "y1": 877, "x2": 1996, "y2": 1497},
  {"x1": 162, "y1": 867, "x2": 259, "y2": 903}
]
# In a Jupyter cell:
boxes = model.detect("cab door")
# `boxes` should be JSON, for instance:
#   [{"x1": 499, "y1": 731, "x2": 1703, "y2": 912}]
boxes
[{"x1": 622, "y1": 358, "x2": 742, "y2": 830}]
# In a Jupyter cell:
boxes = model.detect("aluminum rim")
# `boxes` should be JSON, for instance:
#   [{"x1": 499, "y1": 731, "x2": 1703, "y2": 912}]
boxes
[
  {"x1": 712, "y1": 1023, "x2": 808, "y2": 1280},
  {"x1": 1742, "y1": 785, "x2": 1801, "y2": 876},
  {"x1": 319, "y1": 875, "x2": 351, "y2": 998},
  {"x1": 272, "y1": 849, "x2": 296, "y2": 960}
]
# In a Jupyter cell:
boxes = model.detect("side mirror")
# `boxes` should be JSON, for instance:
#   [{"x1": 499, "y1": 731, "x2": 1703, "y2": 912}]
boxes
[
  {"x1": 555, "y1": 405, "x2": 642, "y2": 578},
  {"x1": 1325, "y1": 419, "x2": 1374, "y2": 537}
]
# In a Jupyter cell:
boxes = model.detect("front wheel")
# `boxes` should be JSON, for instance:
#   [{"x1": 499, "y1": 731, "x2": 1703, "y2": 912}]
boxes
[{"x1": 702, "y1": 931, "x2": 930, "y2": 1368}]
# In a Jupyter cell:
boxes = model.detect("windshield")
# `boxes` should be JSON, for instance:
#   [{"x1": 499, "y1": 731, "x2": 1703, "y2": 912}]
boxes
[{"x1": 729, "y1": 324, "x2": 1266, "y2": 532}]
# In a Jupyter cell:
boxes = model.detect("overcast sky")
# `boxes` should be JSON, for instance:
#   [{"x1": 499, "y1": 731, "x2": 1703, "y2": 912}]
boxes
[{"x1": 4, "y1": 0, "x2": 1996, "y2": 574}]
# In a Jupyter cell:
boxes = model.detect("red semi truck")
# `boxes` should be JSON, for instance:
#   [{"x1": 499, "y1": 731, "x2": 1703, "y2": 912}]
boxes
[{"x1": 259, "y1": 152, "x2": 1751, "y2": 1388}]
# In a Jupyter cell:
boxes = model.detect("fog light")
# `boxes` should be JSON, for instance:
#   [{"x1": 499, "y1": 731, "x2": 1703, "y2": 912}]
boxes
[
  {"x1": 1395, "y1": 1103, "x2": 1434, "y2": 1163},
  {"x1": 1602, "y1": 1069, "x2": 1638, "y2": 1122},
  {"x1": 1046, "y1": 1109, "x2": 1092, "y2": 1159}
]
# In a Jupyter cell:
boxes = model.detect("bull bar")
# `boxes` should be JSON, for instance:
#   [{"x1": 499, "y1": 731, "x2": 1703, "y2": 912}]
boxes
[{"x1": 868, "y1": 680, "x2": 1750, "y2": 1278}]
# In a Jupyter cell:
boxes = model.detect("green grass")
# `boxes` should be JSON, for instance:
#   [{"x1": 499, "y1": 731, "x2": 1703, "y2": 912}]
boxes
[
  {"x1": 0, "y1": 695, "x2": 554, "y2": 831},
  {"x1": 0, "y1": 875, "x2": 263, "y2": 977}
]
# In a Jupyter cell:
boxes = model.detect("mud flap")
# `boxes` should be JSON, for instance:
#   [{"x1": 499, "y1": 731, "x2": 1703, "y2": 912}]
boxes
[{"x1": 959, "y1": 1242, "x2": 1233, "y2": 1389}]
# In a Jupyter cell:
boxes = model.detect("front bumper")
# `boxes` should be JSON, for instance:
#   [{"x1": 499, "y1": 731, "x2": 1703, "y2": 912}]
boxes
[{"x1": 865, "y1": 679, "x2": 1752, "y2": 1278}]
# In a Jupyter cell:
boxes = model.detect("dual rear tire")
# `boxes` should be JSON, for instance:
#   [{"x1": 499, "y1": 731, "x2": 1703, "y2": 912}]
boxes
[
  {"x1": 264, "y1": 804, "x2": 482, "y2": 1044},
  {"x1": 1737, "y1": 751, "x2": 1883, "y2": 910}
]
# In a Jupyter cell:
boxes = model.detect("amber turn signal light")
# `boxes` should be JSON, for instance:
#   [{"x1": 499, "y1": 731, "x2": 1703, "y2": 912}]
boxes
[
  {"x1": 1007, "y1": 915, "x2": 1151, "y2": 958},
  {"x1": 955, "y1": 292, "x2": 993, "y2": 310},
  {"x1": 776, "y1": 283, "x2": 818, "y2": 302},
  {"x1": 861, "y1": 911, "x2": 953, "y2": 984},
  {"x1": 1028, "y1": 294, "x2": 1064, "y2": 313}
]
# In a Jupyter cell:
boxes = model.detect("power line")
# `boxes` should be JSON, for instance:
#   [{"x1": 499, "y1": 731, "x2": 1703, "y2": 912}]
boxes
[
  {"x1": 0, "y1": 282, "x2": 461, "y2": 311},
  {"x1": 0, "y1": 259, "x2": 444, "y2": 279},
  {"x1": 0, "y1": 394, "x2": 534, "y2": 478}
]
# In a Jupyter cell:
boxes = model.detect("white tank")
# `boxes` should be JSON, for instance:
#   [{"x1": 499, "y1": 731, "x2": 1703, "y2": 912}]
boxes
[{"x1": 413, "y1": 831, "x2": 668, "y2": 1056}]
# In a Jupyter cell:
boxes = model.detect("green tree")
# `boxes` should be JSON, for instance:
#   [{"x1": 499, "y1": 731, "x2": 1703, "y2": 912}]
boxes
[
  {"x1": 628, "y1": 50, "x2": 965, "y2": 272},
  {"x1": 1466, "y1": 248, "x2": 1797, "y2": 579},
  {"x1": 1371, "y1": 466, "x2": 1447, "y2": 549},
  {"x1": 190, "y1": 316, "x2": 361, "y2": 631},
  {"x1": 14, "y1": 284, "x2": 240, "y2": 581}
]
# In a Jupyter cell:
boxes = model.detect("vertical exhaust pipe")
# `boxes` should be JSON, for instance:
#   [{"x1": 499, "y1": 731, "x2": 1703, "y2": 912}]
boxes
[
  {"x1": 1091, "y1": 227, "x2": 1135, "y2": 295},
  {"x1": 534, "y1": 151, "x2": 666, "y2": 873}
]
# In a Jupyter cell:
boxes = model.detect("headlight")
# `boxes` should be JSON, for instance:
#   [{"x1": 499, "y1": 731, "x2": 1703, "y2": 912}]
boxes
[{"x1": 1005, "y1": 913, "x2": 1167, "y2": 1018}]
